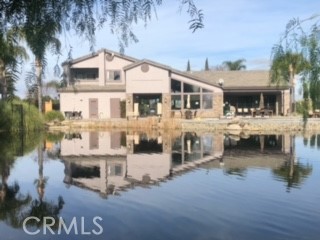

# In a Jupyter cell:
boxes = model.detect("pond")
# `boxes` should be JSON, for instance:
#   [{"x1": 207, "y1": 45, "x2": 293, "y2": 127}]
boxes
[{"x1": 0, "y1": 131, "x2": 319, "y2": 240}]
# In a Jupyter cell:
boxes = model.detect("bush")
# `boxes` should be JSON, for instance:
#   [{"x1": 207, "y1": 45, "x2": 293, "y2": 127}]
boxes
[
  {"x1": 0, "y1": 100, "x2": 44, "y2": 132},
  {"x1": 44, "y1": 110, "x2": 65, "y2": 122}
]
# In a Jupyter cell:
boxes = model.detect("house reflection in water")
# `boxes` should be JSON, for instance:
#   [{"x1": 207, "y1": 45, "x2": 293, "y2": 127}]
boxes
[
  {"x1": 60, "y1": 131, "x2": 223, "y2": 197},
  {"x1": 60, "y1": 132, "x2": 293, "y2": 197}
]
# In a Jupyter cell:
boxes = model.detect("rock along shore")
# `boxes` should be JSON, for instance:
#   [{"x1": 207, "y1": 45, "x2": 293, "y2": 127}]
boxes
[{"x1": 47, "y1": 116, "x2": 320, "y2": 134}]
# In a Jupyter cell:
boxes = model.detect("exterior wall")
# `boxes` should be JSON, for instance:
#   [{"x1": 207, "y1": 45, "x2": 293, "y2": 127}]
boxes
[
  {"x1": 126, "y1": 65, "x2": 170, "y2": 94},
  {"x1": 105, "y1": 55, "x2": 133, "y2": 85},
  {"x1": 72, "y1": 55, "x2": 100, "y2": 68},
  {"x1": 70, "y1": 52, "x2": 134, "y2": 87},
  {"x1": 60, "y1": 91, "x2": 125, "y2": 119}
]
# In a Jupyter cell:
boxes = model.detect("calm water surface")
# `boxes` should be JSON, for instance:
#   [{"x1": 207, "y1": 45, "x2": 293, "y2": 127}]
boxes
[{"x1": 0, "y1": 131, "x2": 319, "y2": 240}]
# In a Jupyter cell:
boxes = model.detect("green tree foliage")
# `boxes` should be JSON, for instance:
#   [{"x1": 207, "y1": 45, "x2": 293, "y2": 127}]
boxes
[
  {"x1": 1, "y1": 0, "x2": 204, "y2": 52},
  {"x1": 0, "y1": 29, "x2": 28, "y2": 100},
  {"x1": 223, "y1": 59, "x2": 246, "y2": 71},
  {"x1": 270, "y1": 14, "x2": 320, "y2": 115}
]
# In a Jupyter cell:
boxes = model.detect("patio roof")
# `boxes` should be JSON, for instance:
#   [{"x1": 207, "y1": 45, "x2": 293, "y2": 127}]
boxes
[{"x1": 190, "y1": 70, "x2": 290, "y2": 89}]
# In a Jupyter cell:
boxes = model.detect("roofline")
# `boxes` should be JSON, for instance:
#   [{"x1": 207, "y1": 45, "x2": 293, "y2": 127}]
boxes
[
  {"x1": 223, "y1": 86, "x2": 289, "y2": 92},
  {"x1": 62, "y1": 48, "x2": 138, "y2": 66},
  {"x1": 123, "y1": 59, "x2": 222, "y2": 88}
]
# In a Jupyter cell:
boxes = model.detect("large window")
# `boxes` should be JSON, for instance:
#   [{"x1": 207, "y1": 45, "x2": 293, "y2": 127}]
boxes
[
  {"x1": 171, "y1": 79, "x2": 214, "y2": 110},
  {"x1": 184, "y1": 94, "x2": 200, "y2": 109},
  {"x1": 106, "y1": 70, "x2": 121, "y2": 81},
  {"x1": 72, "y1": 68, "x2": 99, "y2": 81},
  {"x1": 171, "y1": 79, "x2": 181, "y2": 92},
  {"x1": 184, "y1": 83, "x2": 200, "y2": 93},
  {"x1": 171, "y1": 95, "x2": 182, "y2": 110}
]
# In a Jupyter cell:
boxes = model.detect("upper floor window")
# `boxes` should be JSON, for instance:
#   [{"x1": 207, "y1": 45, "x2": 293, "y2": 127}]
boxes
[
  {"x1": 107, "y1": 70, "x2": 121, "y2": 81},
  {"x1": 72, "y1": 68, "x2": 99, "y2": 81}
]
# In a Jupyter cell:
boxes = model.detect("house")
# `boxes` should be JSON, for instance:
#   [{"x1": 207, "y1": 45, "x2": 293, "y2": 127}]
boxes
[{"x1": 59, "y1": 48, "x2": 290, "y2": 119}]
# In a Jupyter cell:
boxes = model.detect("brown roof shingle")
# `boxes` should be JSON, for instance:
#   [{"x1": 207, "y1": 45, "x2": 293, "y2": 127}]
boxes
[{"x1": 190, "y1": 70, "x2": 289, "y2": 89}]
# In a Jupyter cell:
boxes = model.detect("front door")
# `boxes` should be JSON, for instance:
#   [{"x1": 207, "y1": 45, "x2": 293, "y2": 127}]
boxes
[{"x1": 89, "y1": 98, "x2": 98, "y2": 118}]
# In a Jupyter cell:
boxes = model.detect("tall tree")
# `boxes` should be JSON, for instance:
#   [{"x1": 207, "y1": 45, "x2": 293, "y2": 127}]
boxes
[
  {"x1": 187, "y1": 60, "x2": 191, "y2": 72},
  {"x1": 205, "y1": 58, "x2": 209, "y2": 71},
  {"x1": 270, "y1": 15, "x2": 320, "y2": 115},
  {"x1": 23, "y1": 2, "x2": 62, "y2": 112},
  {"x1": 0, "y1": 29, "x2": 28, "y2": 100},
  {"x1": 270, "y1": 46, "x2": 308, "y2": 113},
  {"x1": 301, "y1": 26, "x2": 320, "y2": 110},
  {"x1": 223, "y1": 59, "x2": 246, "y2": 71}
]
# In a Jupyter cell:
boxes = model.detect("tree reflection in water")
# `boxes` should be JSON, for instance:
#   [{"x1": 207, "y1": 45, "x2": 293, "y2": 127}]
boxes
[
  {"x1": 0, "y1": 132, "x2": 65, "y2": 230},
  {"x1": 273, "y1": 141, "x2": 312, "y2": 192}
]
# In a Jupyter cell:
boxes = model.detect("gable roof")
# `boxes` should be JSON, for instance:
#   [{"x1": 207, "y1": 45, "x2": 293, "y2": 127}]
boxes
[
  {"x1": 190, "y1": 70, "x2": 289, "y2": 90},
  {"x1": 124, "y1": 59, "x2": 221, "y2": 88},
  {"x1": 62, "y1": 48, "x2": 138, "y2": 66}
]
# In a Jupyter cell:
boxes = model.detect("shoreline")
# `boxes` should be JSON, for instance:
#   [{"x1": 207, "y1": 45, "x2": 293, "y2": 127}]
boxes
[{"x1": 47, "y1": 116, "x2": 320, "y2": 134}]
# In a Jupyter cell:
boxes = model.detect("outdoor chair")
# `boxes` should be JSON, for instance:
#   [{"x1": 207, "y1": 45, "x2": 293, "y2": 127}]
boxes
[
  {"x1": 237, "y1": 108, "x2": 243, "y2": 116},
  {"x1": 243, "y1": 108, "x2": 249, "y2": 116}
]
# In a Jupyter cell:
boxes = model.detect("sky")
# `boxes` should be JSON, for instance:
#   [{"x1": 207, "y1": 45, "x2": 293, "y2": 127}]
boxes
[{"x1": 16, "y1": 0, "x2": 320, "y2": 97}]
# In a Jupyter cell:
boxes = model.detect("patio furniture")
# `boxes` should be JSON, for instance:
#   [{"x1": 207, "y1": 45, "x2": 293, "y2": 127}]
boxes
[
  {"x1": 185, "y1": 110, "x2": 192, "y2": 119},
  {"x1": 237, "y1": 108, "x2": 243, "y2": 116},
  {"x1": 73, "y1": 111, "x2": 82, "y2": 119},
  {"x1": 127, "y1": 111, "x2": 139, "y2": 120},
  {"x1": 230, "y1": 106, "x2": 236, "y2": 117},
  {"x1": 64, "y1": 111, "x2": 73, "y2": 119},
  {"x1": 243, "y1": 108, "x2": 249, "y2": 116},
  {"x1": 250, "y1": 108, "x2": 255, "y2": 117}
]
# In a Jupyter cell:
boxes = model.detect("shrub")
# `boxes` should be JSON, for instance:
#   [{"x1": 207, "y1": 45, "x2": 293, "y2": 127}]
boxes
[
  {"x1": 0, "y1": 100, "x2": 44, "y2": 132},
  {"x1": 44, "y1": 110, "x2": 65, "y2": 122}
]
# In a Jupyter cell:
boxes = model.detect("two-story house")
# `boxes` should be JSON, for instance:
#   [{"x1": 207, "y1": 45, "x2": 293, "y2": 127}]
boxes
[{"x1": 59, "y1": 48, "x2": 290, "y2": 119}]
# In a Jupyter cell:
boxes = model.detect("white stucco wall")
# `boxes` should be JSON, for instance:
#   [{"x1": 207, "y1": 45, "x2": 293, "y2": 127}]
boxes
[
  {"x1": 70, "y1": 52, "x2": 134, "y2": 87},
  {"x1": 105, "y1": 55, "x2": 134, "y2": 85},
  {"x1": 60, "y1": 91, "x2": 125, "y2": 119},
  {"x1": 126, "y1": 64, "x2": 170, "y2": 94},
  {"x1": 72, "y1": 55, "x2": 100, "y2": 68}
]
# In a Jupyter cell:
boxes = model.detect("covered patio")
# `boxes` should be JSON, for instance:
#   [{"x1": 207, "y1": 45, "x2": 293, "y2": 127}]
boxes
[{"x1": 223, "y1": 89, "x2": 288, "y2": 117}]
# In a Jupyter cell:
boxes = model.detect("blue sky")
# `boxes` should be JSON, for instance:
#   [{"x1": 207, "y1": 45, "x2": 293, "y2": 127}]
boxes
[{"x1": 17, "y1": 0, "x2": 319, "y2": 97}]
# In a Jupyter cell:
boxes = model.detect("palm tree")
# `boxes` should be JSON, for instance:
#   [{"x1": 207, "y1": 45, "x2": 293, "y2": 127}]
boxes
[
  {"x1": 223, "y1": 59, "x2": 246, "y2": 71},
  {"x1": 23, "y1": 3, "x2": 61, "y2": 112},
  {"x1": 0, "y1": 29, "x2": 28, "y2": 100},
  {"x1": 270, "y1": 45, "x2": 309, "y2": 113}
]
